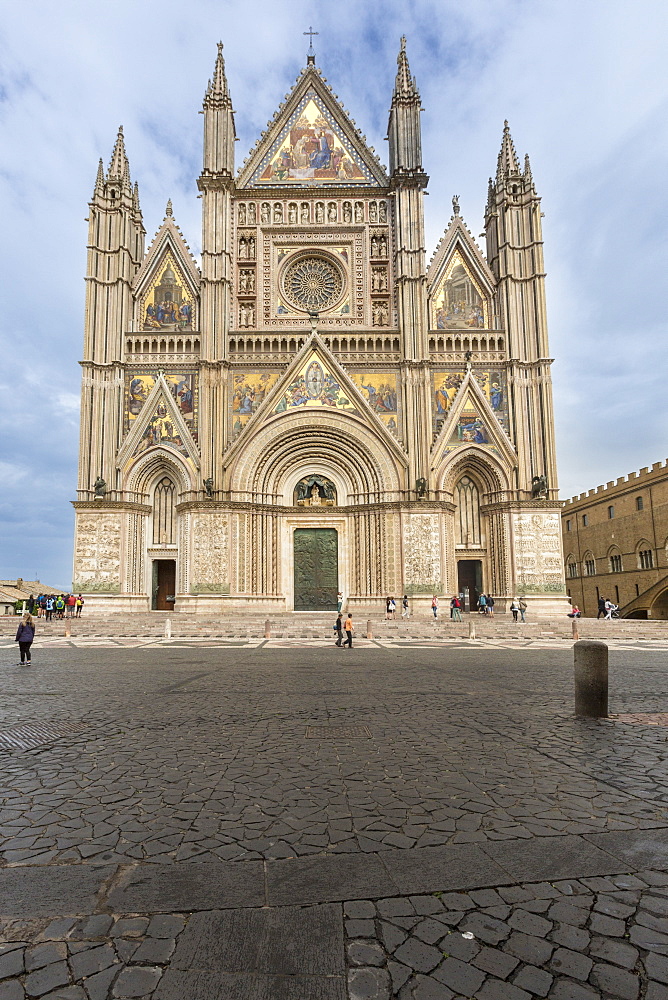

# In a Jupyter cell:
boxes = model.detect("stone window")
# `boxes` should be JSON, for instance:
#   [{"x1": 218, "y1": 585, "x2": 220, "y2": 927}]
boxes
[
  {"x1": 153, "y1": 477, "x2": 176, "y2": 545},
  {"x1": 585, "y1": 558, "x2": 596, "y2": 576},
  {"x1": 636, "y1": 496, "x2": 644, "y2": 511},
  {"x1": 455, "y1": 476, "x2": 481, "y2": 546},
  {"x1": 639, "y1": 549, "x2": 654, "y2": 569},
  {"x1": 582, "y1": 514, "x2": 588, "y2": 526},
  {"x1": 610, "y1": 553, "x2": 622, "y2": 573},
  {"x1": 566, "y1": 519, "x2": 571, "y2": 531},
  {"x1": 567, "y1": 560, "x2": 579, "y2": 579},
  {"x1": 608, "y1": 505, "x2": 615, "y2": 519}
]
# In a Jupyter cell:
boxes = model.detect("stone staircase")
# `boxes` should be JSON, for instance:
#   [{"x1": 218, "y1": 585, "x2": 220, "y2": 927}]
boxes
[{"x1": 2, "y1": 612, "x2": 668, "y2": 642}]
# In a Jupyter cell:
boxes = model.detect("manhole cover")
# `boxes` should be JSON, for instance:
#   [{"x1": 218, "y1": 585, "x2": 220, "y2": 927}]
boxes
[
  {"x1": 305, "y1": 725, "x2": 372, "y2": 738},
  {"x1": 0, "y1": 722, "x2": 82, "y2": 751},
  {"x1": 610, "y1": 713, "x2": 668, "y2": 727}
]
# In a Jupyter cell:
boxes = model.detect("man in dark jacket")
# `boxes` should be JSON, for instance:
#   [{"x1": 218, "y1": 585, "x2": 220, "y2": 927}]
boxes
[
  {"x1": 597, "y1": 597, "x2": 606, "y2": 619},
  {"x1": 15, "y1": 614, "x2": 35, "y2": 665},
  {"x1": 334, "y1": 613, "x2": 344, "y2": 646}
]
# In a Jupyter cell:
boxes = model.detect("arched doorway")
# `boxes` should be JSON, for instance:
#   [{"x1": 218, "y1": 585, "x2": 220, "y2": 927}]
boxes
[
  {"x1": 151, "y1": 476, "x2": 177, "y2": 610},
  {"x1": 454, "y1": 474, "x2": 484, "y2": 609}
]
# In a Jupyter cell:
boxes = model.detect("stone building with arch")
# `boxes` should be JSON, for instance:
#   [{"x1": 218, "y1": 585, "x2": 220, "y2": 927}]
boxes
[{"x1": 72, "y1": 40, "x2": 566, "y2": 613}]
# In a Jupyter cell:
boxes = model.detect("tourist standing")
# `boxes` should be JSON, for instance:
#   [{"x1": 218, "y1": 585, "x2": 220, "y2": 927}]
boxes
[
  {"x1": 15, "y1": 613, "x2": 35, "y2": 665},
  {"x1": 401, "y1": 595, "x2": 409, "y2": 618},
  {"x1": 76, "y1": 595, "x2": 84, "y2": 617},
  {"x1": 478, "y1": 593, "x2": 487, "y2": 615},
  {"x1": 66, "y1": 594, "x2": 77, "y2": 618},
  {"x1": 387, "y1": 596, "x2": 396, "y2": 619},
  {"x1": 343, "y1": 614, "x2": 354, "y2": 648},
  {"x1": 431, "y1": 595, "x2": 439, "y2": 619},
  {"x1": 486, "y1": 594, "x2": 495, "y2": 617},
  {"x1": 450, "y1": 596, "x2": 462, "y2": 621},
  {"x1": 510, "y1": 599, "x2": 519, "y2": 622},
  {"x1": 45, "y1": 596, "x2": 54, "y2": 622}
]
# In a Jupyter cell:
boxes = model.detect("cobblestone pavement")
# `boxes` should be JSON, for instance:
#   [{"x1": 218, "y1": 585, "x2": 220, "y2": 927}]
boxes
[{"x1": 2, "y1": 645, "x2": 668, "y2": 997}]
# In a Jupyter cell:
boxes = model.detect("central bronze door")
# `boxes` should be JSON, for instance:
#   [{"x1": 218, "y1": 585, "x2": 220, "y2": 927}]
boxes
[{"x1": 293, "y1": 528, "x2": 338, "y2": 611}]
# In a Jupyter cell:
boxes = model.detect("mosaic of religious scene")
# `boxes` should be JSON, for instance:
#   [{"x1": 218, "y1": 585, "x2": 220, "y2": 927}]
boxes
[
  {"x1": 142, "y1": 253, "x2": 194, "y2": 331},
  {"x1": 251, "y1": 93, "x2": 373, "y2": 185},
  {"x1": 433, "y1": 370, "x2": 505, "y2": 420},
  {"x1": 132, "y1": 399, "x2": 190, "y2": 460},
  {"x1": 125, "y1": 373, "x2": 197, "y2": 437},
  {"x1": 349, "y1": 372, "x2": 399, "y2": 433},
  {"x1": 274, "y1": 354, "x2": 356, "y2": 414},
  {"x1": 231, "y1": 372, "x2": 281, "y2": 435},
  {"x1": 432, "y1": 252, "x2": 488, "y2": 329}
]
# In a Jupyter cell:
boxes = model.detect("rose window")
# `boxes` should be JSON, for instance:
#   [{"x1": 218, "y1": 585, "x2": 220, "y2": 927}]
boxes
[{"x1": 282, "y1": 255, "x2": 344, "y2": 312}]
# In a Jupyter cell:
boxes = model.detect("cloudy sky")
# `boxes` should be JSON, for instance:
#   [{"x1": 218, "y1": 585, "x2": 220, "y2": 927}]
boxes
[{"x1": 1, "y1": 0, "x2": 666, "y2": 587}]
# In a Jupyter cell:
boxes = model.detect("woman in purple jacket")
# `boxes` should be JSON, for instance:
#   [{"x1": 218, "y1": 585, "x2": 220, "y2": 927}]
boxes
[{"x1": 15, "y1": 613, "x2": 35, "y2": 665}]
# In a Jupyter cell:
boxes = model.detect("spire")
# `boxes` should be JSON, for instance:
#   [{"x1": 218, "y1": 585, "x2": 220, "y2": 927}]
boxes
[
  {"x1": 205, "y1": 41, "x2": 232, "y2": 108},
  {"x1": 393, "y1": 35, "x2": 419, "y2": 101},
  {"x1": 523, "y1": 153, "x2": 532, "y2": 182},
  {"x1": 133, "y1": 181, "x2": 140, "y2": 212},
  {"x1": 165, "y1": 199, "x2": 173, "y2": 217},
  {"x1": 107, "y1": 125, "x2": 131, "y2": 183},
  {"x1": 94, "y1": 158, "x2": 104, "y2": 197},
  {"x1": 496, "y1": 120, "x2": 520, "y2": 181}
]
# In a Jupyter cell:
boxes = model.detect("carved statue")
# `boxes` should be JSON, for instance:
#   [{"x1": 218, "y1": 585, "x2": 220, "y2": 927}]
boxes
[
  {"x1": 415, "y1": 477, "x2": 427, "y2": 499},
  {"x1": 315, "y1": 203, "x2": 325, "y2": 223},
  {"x1": 300, "y1": 203, "x2": 310, "y2": 223},
  {"x1": 354, "y1": 202, "x2": 364, "y2": 223},
  {"x1": 531, "y1": 475, "x2": 548, "y2": 499},
  {"x1": 238, "y1": 203, "x2": 247, "y2": 226},
  {"x1": 296, "y1": 479, "x2": 309, "y2": 502},
  {"x1": 261, "y1": 203, "x2": 270, "y2": 224},
  {"x1": 248, "y1": 203, "x2": 257, "y2": 224},
  {"x1": 343, "y1": 202, "x2": 352, "y2": 223},
  {"x1": 93, "y1": 476, "x2": 106, "y2": 498},
  {"x1": 465, "y1": 349, "x2": 473, "y2": 362},
  {"x1": 323, "y1": 480, "x2": 335, "y2": 500},
  {"x1": 204, "y1": 478, "x2": 214, "y2": 498},
  {"x1": 327, "y1": 203, "x2": 337, "y2": 222},
  {"x1": 369, "y1": 202, "x2": 378, "y2": 223},
  {"x1": 247, "y1": 237, "x2": 255, "y2": 259},
  {"x1": 452, "y1": 194, "x2": 460, "y2": 216},
  {"x1": 238, "y1": 238, "x2": 247, "y2": 260},
  {"x1": 273, "y1": 203, "x2": 283, "y2": 224},
  {"x1": 288, "y1": 204, "x2": 297, "y2": 224},
  {"x1": 378, "y1": 201, "x2": 387, "y2": 223}
]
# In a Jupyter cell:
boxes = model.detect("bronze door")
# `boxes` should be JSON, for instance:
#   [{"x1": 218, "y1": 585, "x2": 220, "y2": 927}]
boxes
[
  {"x1": 293, "y1": 528, "x2": 338, "y2": 611},
  {"x1": 152, "y1": 560, "x2": 176, "y2": 611}
]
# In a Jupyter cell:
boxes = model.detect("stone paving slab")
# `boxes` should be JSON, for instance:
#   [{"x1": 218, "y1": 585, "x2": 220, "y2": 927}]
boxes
[
  {"x1": 378, "y1": 844, "x2": 509, "y2": 895},
  {"x1": 0, "y1": 865, "x2": 115, "y2": 917},
  {"x1": 480, "y1": 834, "x2": 628, "y2": 883},
  {"x1": 585, "y1": 829, "x2": 668, "y2": 872},
  {"x1": 105, "y1": 860, "x2": 265, "y2": 913},
  {"x1": 267, "y1": 854, "x2": 399, "y2": 906},
  {"x1": 154, "y1": 971, "x2": 348, "y2": 999}
]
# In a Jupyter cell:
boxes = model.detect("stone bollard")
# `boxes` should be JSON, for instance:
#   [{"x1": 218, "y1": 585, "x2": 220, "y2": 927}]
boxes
[
  {"x1": 165, "y1": 618, "x2": 171, "y2": 639},
  {"x1": 367, "y1": 620, "x2": 372, "y2": 639},
  {"x1": 469, "y1": 620, "x2": 476, "y2": 640},
  {"x1": 574, "y1": 640, "x2": 608, "y2": 717},
  {"x1": 264, "y1": 619, "x2": 271, "y2": 638},
  {"x1": 65, "y1": 622, "x2": 71, "y2": 638},
  {"x1": 571, "y1": 617, "x2": 580, "y2": 640}
]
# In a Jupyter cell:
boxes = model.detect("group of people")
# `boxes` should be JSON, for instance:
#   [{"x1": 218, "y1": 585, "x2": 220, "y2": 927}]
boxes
[
  {"x1": 597, "y1": 597, "x2": 620, "y2": 620},
  {"x1": 333, "y1": 613, "x2": 355, "y2": 647},
  {"x1": 21, "y1": 594, "x2": 84, "y2": 620},
  {"x1": 385, "y1": 596, "x2": 410, "y2": 619}
]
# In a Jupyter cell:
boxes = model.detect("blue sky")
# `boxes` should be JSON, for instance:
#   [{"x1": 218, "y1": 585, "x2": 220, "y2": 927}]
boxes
[{"x1": 1, "y1": 0, "x2": 667, "y2": 587}]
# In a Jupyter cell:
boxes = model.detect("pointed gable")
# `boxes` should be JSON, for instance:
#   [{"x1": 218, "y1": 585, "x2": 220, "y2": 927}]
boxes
[
  {"x1": 427, "y1": 215, "x2": 496, "y2": 331},
  {"x1": 238, "y1": 67, "x2": 388, "y2": 188},
  {"x1": 430, "y1": 369, "x2": 516, "y2": 468},
  {"x1": 133, "y1": 208, "x2": 200, "y2": 332},
  {"x1": 118, "y1": 374, "x2": 199, "y2": 472}
]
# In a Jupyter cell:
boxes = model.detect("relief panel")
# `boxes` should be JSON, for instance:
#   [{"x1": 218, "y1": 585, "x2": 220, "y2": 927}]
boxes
[
  {"x1": 73, "y1": 513, "x2": 123, "y2": 592},
  {"x1": 403, "y1": 514, "x2": 442, "y2": 592},
  {"x1": 190, "y1": 514, "x2": 229, "y2": 593},
  {"x1": 512, "y1": 511, "x2": 565, "y2": 594}
]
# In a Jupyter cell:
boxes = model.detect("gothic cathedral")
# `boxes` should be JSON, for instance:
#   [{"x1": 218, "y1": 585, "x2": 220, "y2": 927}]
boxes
[{"x1": 72, "y1": 40, "x2": 567, "y2": 614}]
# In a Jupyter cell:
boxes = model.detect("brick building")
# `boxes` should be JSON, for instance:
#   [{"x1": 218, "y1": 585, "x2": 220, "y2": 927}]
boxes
[{"x1": 561, "y1": 461, "x2": 668, "y2": 618}]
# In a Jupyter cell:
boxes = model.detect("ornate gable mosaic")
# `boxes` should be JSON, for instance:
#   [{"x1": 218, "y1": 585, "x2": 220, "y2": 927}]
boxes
[
  {"x1": 141, "y1": 251, "x2": 195, "y2": 331},
  {"x1": 274, "y1": 352, "x2": 357, "y2": 414},
  {"x1": 431, "y1": 250, "x2": 488, "y2": 330},
  {"x1": 249, "y1": 92, "x2": 376, "y2": 186}
]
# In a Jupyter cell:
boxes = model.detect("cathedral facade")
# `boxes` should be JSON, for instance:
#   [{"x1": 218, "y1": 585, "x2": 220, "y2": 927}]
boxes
[{"x1": 72, "y1": 40, "x2": 567, "y2": 614}]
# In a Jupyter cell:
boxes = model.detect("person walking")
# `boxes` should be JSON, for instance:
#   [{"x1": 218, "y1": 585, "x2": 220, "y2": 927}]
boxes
[
  {"x1": 597, "y1": 597, "x2": 606, "y2": 619},
  {"x1": 334, "y1": 613, "x2": 344, "y2": 646},
  {"x1": 431, "y1": 595, "x2": 439, "y2": 619},
  {"x1": 450, "y1": 595, "x2": 462, "y2": 621},
  {"x1": 343, "y1": 613, "x2": 354, "y2": 648},
  {"x1": 337, "y1": 591, "x2": 344, "y2": 613},
  {"x1": 15, "y1": 613, "x2": 35, "y2": 665},
  {"x1": 388, "y1": 596, "x2": 396, "y2": 619},
  {"x1": 401, "y1": 595, "x2": 410, "y2": 618},
  {"x1": 604, "y1": 599, "x2": 618, "y2": 620},
  {"x1": 510, "y1": 599, "x2": 519, "y2": 622},
  {"x1": 75, "y1": 595, "x2": 84, "y2": 617},
  {"x1": 519, "y1": 598, "x2": 527, "y2": 622},
  {"x1": 486, "y1": 594, "x2": 495, "y2": 617},
  {"x1": 477, "y1": 593, "x2": 487, "y2": 615}
]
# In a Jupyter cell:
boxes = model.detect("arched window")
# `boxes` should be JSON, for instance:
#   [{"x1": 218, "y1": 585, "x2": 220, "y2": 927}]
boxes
[
  {"x1": 608, "y1": 547, "x2": 623, "y2": 574},
  {"x1": 583, "y1": 551, "x2": 596, "y2": 576},
  {"x1": 455, "y1": 476, "x2": 481, "y2": 546},
  {"x1": 637, "y1": 542, "x2": 654, "y2": 570},
  {"x1": 566, "y1": 556, "x2": 579, "y2": 579},
  {"x1": 153, "y1": 477, "x2": 176, "y2": 545}
]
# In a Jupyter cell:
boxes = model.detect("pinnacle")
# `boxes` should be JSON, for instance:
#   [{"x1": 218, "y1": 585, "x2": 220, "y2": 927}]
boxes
[
  {"x1": 107, "y1": 125, "x2": 131, "y2": 185},
  {"x1": 94, "y1": 158, "x2": 104, "y2": 196},
  {"x1": 205, "y1": 40, "x2": 232, "y2": 107},
  {"x1": 165, "y1": 199, "x2": 173, "y2": 217},
  {"x1": 393, "y1": 34, "x2": 419, "y2": 101},
  {"x1": 496, "y1": 119, "x2": 520, "y2": 180}
]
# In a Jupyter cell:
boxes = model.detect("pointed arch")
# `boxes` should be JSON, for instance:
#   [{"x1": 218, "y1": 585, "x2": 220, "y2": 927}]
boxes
[
  {"x1": 125, "y1": 448, "x2": 193, "y2": 499},
  {"x1": 438, "y1": 447, "x2": 509, "y2": 500}
]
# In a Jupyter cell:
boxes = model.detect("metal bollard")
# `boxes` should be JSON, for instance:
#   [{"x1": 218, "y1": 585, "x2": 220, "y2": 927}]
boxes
[
  {"x1": 469, "y1": 620, "x2": 476, "y2": 640},
  {"x1": 574, "y1": 640, "x2": 608, "y2": 717},
  {"x1": 571, "y1": 617, "x2": 580, "y2": 640},
  {"x1": 367, "y1": 619, "x2": 372, "y2": 639},
  {"x1": 165, "y1": 618, "x2": 171, "y2": 639},
  {"x1": 264, "y1": 619, "x2": 271, "y2": 638}
]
